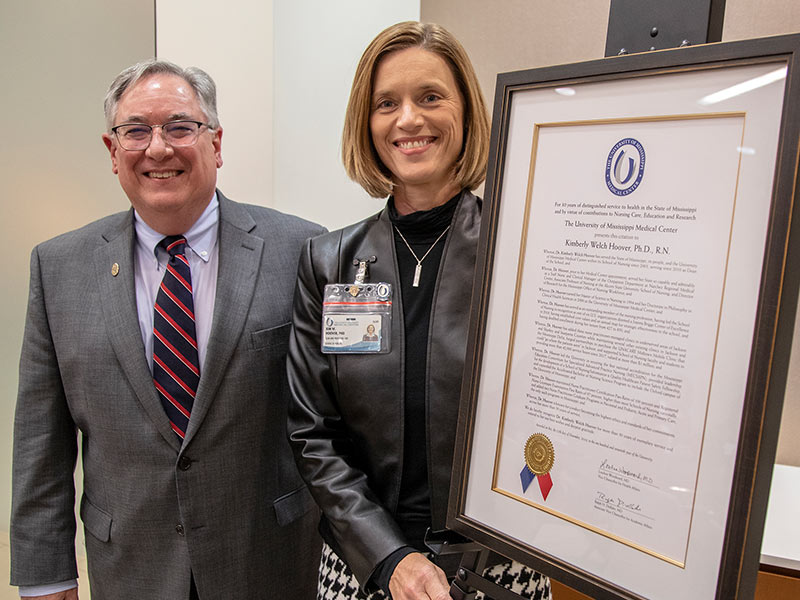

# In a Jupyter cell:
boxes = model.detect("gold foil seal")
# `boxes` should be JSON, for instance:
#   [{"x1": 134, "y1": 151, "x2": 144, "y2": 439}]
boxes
[{"x1": 524, "y1": 434, "x2": 554, "y2": 475}]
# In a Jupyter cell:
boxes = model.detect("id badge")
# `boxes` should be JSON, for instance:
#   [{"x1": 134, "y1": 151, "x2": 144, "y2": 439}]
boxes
[{"x1": 321, "y1": 282, "x2": 392, "y2": 354}]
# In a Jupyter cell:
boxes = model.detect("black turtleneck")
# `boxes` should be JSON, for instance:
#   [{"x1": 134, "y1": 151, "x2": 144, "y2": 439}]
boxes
[{"x1": 370, "y1": 193, "x2": 461, "y2": 592}]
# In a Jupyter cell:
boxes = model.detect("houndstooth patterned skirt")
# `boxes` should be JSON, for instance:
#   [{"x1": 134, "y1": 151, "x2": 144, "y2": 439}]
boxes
[{"x1": 317, "y1": 543, "x2": 551, "y2": 600}]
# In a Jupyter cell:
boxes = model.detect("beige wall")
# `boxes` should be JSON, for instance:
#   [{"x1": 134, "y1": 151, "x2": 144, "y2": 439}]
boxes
[
  {"x1": 0, "y1": 0, "x2": 154, "y2": 552},
  {"x1": 422, "y1": 1, "x2": 612, "y2": 118},
  {"x1": 156, "y1": 0, "x2": 277, "y2": 211},
  {"x1": 421, "y1": 0, "x2": 800, "y2": 466},
  {"x1": 724, "y1": 0, "x2": 800, "y2": 40}
]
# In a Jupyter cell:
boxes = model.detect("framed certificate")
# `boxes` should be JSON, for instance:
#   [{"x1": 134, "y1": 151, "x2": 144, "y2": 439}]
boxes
[{"x1": 448, "y1": 34, "x2": 800, "y2": 600}]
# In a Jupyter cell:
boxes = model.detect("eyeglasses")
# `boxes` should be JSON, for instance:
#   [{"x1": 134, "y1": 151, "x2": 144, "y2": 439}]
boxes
[{"x1": 111, "y1": 120, "x2": 210, "y2": 151}]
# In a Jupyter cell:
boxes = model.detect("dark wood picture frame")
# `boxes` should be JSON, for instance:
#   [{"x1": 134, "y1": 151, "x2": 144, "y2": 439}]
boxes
[{"x1": 448, "y1": 34, "x2": 800, "y2": 600}]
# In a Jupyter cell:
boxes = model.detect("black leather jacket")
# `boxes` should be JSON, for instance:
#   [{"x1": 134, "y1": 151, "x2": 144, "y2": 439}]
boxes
[{"x1": 287, "y1": 191, "x2": 481, "y2": 585}]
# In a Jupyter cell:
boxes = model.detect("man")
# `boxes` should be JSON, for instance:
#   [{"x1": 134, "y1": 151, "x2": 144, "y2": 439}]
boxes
[{"x1": 10, "y1": 59, "x2": 324, "y2": 599}]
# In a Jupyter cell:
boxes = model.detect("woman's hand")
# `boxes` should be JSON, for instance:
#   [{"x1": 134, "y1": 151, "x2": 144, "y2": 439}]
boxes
[{"x1": 388, "y1": 552, "x2": 451, "y2": 600}]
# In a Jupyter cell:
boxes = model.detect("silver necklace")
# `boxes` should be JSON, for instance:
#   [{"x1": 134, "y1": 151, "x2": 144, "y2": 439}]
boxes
[{"x1": 393, "y1": 225, "x2": 451, "y2": 287}]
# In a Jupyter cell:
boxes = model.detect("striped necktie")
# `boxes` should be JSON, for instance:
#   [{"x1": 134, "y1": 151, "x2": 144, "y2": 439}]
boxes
[{"x1": 153, "y1": 236, "x2": 200, "y2": 440}]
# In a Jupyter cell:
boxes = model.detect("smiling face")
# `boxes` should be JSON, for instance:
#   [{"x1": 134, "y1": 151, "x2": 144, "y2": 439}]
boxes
[
  {"x1": 102, "y1": 73, "x2": 222, "y2": 235},
  {"x1": 369, "y1": 47, "x2": 464, "y2": 213}
]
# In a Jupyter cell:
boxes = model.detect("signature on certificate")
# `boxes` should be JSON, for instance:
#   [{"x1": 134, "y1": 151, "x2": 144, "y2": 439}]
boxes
[
  {"x1": 599, "y1": 458, "x2": 656, "y2": 487},
  {"x1": 596, "y1": 490, "x2": 642, "y2": 512}
]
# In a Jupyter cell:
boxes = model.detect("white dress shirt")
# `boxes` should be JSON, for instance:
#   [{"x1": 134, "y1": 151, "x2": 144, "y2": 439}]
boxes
[{"x1": 133, "y1": 193, "x2": 220, "y2": 372}]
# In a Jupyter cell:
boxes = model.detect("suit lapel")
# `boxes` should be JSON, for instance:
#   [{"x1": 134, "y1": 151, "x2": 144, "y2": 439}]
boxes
[
  {"x1": 184, "y1": 193, "x2": 263, "y2": 443},
  {"x1": 93, "y1": 210, "x2": 180, "y2": 451}
]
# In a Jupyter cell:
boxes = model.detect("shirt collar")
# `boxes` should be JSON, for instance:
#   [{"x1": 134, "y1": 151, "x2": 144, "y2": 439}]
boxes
[{"x1": 134, "y1": 192, "x2": 220, "y2": 264}]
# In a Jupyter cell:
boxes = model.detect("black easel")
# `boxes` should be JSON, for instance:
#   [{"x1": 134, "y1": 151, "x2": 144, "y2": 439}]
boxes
[
  {"x1": 605, "y1": 0, "x2": 726, "y2": 56},
  {"x1": 449, "y1": 550, "x2": 528, "y2": 600},
  {"x1": 426, "y1": 531, "x2": 525, "y2": 600},
  {"x1": 445, "y1": 2, "x2": 727, "y2": 599}
]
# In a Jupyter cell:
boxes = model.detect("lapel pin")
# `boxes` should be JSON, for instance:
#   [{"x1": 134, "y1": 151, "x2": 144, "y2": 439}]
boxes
[{"x1": 111, "y1": 262, "x2": 120, "y2": 277}]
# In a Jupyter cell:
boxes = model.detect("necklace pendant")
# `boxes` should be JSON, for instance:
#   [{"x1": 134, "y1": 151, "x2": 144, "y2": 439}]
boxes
[{"x1": 412, "y1": 263, "x2": 422, "y2": 287}]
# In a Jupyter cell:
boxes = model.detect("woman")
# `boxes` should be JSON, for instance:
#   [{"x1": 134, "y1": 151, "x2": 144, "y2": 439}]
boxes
[
  {"x1": 288, "y1": 22, "x2": 551, "y2": 600},
  {"x1": 363, "y1": 324, "x2": 379, "y2": 342}
]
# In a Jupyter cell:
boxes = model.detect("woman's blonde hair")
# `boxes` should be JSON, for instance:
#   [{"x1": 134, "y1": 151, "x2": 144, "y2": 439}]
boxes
[{"x1": 342, "y1": 21, "x2": 490, "y2": 198}]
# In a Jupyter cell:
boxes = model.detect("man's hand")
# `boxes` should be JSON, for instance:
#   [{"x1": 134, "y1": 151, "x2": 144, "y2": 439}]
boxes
[
  {"x1": 388, "y1": 552, "x2": 450, "y2": 600},
  {"x1": 21, "y1": 588, "x2": 78, "y2": 600}
]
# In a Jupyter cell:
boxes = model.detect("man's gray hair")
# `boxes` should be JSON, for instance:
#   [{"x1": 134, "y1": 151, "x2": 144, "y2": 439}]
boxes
[{"x1": 103, "y1": 59, "x2": 220, "y2": 132}]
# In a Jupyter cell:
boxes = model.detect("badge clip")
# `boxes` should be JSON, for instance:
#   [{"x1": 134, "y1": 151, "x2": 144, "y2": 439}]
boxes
[{"x1": 353, "y1": 256, "x2": 377, "y2": 284}]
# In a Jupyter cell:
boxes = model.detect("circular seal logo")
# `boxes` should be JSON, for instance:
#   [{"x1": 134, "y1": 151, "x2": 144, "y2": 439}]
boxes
[
  {"x1": 524, "y1": 434, "x2": 555, "y2": 475},
  {"x1": 605, "y1": 138, "x2": 645, "y2": 196}
]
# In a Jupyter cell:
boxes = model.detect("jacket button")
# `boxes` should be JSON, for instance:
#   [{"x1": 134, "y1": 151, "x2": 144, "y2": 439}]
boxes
[
  {"x1": 175, "y1": 524, "x2": 185, "y2": 536},
  {"x1": 178, "y1": 456, "x2": 192, "y2": 471}
]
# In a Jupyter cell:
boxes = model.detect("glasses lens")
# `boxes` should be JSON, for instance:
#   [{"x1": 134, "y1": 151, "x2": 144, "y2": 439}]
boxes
[
  {"x1": 164, "y1": 121, "x2": 201, "y2": 146},
  {"x1": 116, "y1": 125, "x2": 152, "y2": 150}
]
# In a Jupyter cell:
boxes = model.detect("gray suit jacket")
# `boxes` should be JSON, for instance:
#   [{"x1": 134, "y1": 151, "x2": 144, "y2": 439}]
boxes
[{"x1": 11, "y1": 192, "x2": 325, "y2": 599}]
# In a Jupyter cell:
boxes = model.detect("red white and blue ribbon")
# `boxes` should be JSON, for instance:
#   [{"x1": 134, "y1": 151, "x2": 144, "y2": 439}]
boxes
[{"x1": 520, "y1": 465, "x2": 553, "y2": 501}]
